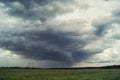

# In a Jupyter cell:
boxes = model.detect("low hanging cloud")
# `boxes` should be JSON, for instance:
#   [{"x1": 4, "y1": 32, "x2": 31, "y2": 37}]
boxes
[
  {"x1": 0, "y1": 27, "x2": 89, "y2": 67},
  {"x1": 1, "y1": 0, "x2": 120, "y2": 67}
]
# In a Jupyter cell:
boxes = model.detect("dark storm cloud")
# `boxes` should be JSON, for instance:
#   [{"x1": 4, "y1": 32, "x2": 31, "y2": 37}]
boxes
[
  {"x1": 94, "y1": 25, "x2": 108, "y2": 36},
  {"x1": 93, "y1": 18, "x2": 115, "y2": 37},
  {"x1": 0, "y1": 0, "x2": 50, "y2": 8},
  {"x1": 0, "y1": 29, "x2": 89, "y2": 67},
  {"x1": 1, "y1": 0, "x2": 119, "y2": 67},
  {"x1": 0, "y1": 0, "x2": 71, "y2": 21},
  {"x1": 0, "y1": 0, "x2": 93, "y2": 67},
  {"x1": 0, "y1": 0, "x2": 54, "y2": 20}
]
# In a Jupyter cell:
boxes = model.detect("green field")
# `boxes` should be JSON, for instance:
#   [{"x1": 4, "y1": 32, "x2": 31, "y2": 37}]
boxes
[{"x1": 0, "y1": 69, "x2": 120, "y2": 80}]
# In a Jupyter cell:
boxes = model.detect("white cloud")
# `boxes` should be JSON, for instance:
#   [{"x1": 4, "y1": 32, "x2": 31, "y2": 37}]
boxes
[{"x1": 85, "y1": 47, "x2": 120, "y2": 63}]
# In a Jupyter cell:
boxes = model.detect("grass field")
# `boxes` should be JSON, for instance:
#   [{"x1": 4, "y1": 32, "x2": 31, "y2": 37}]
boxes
[{"x1": 0, "y1": 69, "x2": 120, "y2": 80}]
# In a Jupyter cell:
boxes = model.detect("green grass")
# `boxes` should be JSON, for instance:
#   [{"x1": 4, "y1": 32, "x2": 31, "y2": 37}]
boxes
[{"x1": 0, "y1": 69, "x2": 120, "y2": 80}]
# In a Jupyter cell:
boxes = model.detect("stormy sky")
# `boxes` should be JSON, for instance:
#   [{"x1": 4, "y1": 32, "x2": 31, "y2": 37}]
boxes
[{"x1": 0, "y1": 0, "x2": 120, "y2": 68}]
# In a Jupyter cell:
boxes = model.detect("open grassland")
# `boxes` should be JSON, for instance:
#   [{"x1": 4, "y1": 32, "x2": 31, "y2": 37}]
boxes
[{"x1": 0, "y1": 69, "x2": 120, "y2": 80}]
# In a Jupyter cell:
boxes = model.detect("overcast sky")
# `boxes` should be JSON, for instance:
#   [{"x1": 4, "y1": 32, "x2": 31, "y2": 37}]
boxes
[{"x1": 0, "y1": 0, "x2": 120, "y2": 68}]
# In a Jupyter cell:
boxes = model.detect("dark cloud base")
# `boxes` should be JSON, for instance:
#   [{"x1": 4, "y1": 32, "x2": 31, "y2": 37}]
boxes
[{"x1": 0, "y1": 28, "x2": 90, "y2": 67}]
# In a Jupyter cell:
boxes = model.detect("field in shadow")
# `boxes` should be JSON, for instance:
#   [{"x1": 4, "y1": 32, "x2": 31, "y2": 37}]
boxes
[{"x1": 0, "y1": 65, "x2": 120, "y2": 80}]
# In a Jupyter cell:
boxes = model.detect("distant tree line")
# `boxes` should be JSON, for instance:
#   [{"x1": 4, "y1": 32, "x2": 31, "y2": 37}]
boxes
[{"x1": 0, "y1": 65, "x2": 120, "y2": 69}]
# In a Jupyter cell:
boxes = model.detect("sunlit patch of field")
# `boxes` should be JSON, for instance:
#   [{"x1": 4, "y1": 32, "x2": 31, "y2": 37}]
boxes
[{"x1": 0, "y1": 69, "x2": 120, "y2": 80}]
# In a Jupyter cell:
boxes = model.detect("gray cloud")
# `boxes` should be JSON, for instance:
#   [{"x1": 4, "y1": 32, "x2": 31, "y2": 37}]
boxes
[
  {"x1": 0, "y1": 28, "x2": 89, "y2": 67},
  {"x1": 1, "y1": 0, "x2": 120, "y2": 67},
  {"x1": 0, "y1": 0, "x2": 48, "y2": 21},
  {"x1": 0, "y1": 0, "x2": 92, "y2": 67},
  {"x1": 92, "y1": 16, "x2": 115, "y2": 37},
  {"x1": 0, "y1": 0, "x2": 51, "y2": 8},
  {"x1": 1, "y1": 0, "x2": 73, "y2": 21}
]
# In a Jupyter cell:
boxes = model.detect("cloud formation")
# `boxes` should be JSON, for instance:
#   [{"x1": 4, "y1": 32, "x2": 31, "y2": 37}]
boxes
[{"x1": 0, "y1": 0, "x2": 120, "y2": 67}]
